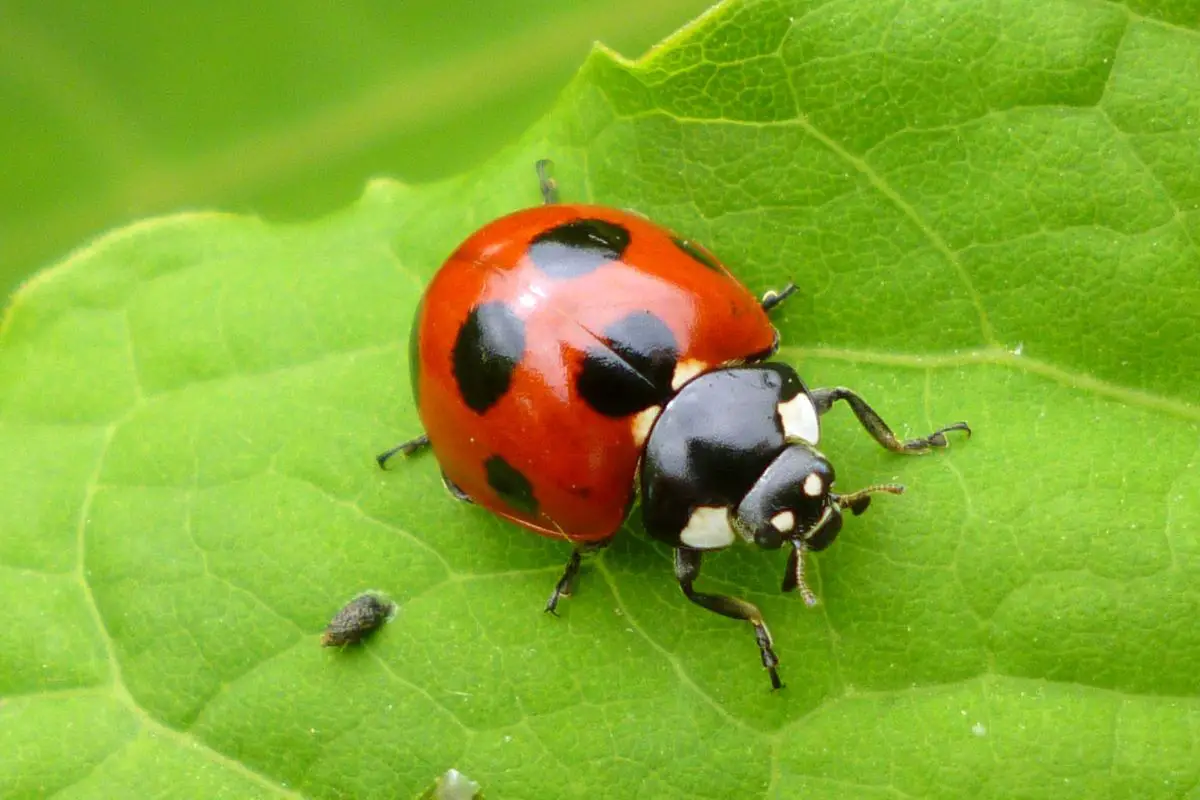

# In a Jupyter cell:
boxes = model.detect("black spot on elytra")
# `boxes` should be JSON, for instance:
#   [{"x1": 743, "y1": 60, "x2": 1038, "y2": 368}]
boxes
[
  {"x1": 453, "y1": 302, "x2": 526, "y2": 414},
  {"x1": 671, "y1": 237, "x2": 724, "y2": 272},
  {"x1": 577, "y1": 311, "x2": 679, "y2": 417},
  {"x1": 485, "y1": 455, "x2": 538, "y2": 516},
  {"x1": 527, "y1": 218, "x2": 631, "y2": 278}
]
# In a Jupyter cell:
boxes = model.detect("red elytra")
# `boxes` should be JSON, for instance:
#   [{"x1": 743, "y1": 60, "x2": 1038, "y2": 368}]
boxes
[{"x1": 410, "y1": 203, "x2": 777, "y2": 542}]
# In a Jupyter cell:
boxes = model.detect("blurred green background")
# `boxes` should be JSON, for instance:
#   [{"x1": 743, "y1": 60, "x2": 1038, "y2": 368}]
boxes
[{"x1": 0, "y1": 0, "x2": 715, "y2": 298}]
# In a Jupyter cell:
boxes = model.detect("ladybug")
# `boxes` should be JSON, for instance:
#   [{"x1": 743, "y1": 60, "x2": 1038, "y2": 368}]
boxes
[{"x1": 379, "y1": 160, "x2": 970, "y2": 689}]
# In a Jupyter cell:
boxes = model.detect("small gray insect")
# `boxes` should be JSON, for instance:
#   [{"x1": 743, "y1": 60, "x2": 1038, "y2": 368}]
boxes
[{"x1": 321, "y1": 593, "x2": 395, "y2": 647}]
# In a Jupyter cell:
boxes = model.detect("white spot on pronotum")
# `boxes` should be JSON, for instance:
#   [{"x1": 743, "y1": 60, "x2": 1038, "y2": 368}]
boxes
[
  {"x1": 671, "y1": 359, "x2": 707, "y2": 390},
  {"x1": 802, "y1": 472, "x2": 824, "y2": 497},
  {"x1": 770, "y1": 510, "x2": 795, "y2": 532},
  {"x1": 631, "y1": 405, "x2": 662, "y2": 445},
  {"x1": 779, "y1": 393, "x2": 820, "y2": 444},
  {"x1": 679, "y1": 506, "x2": 736, "y2": 549}
]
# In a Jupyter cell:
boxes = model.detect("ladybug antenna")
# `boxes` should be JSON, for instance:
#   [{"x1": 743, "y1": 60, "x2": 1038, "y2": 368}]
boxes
[
  {"x1": 831, "y1": 483, "x2": 904, "y2": 516},
  {"x1": 783, "y1": 542, "x2": 818, "y2": 606}
]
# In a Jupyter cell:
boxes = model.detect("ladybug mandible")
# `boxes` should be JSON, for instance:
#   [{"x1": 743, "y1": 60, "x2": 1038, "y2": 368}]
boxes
[{"x1": 379, "y1": 161, "x2": 970, "y2": 689}]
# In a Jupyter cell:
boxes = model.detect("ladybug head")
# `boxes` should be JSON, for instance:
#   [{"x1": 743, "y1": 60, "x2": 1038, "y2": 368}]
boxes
[
  {"x1": 733, "y1": 442, "x2": 904, "y2": 597},
  {"x1": 733, "y1": 443, "x2": 840, "y2": 552}
]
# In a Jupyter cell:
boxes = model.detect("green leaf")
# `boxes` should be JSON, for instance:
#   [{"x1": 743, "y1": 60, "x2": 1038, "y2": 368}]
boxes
[
  {"x1": 3, "y1": 0, "x2": 1199, "y2": 797},
  {"x1": 0, "y1": 0, "x2": 715, "y2": 295}
]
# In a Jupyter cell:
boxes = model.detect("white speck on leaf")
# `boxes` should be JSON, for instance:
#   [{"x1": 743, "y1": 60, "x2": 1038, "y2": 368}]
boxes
[{"x1": 435, "y1": 768, "x2": 481, "y2": 800}]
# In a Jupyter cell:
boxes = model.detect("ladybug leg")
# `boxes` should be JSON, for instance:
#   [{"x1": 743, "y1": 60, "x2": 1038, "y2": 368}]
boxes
[
  {"x1": 535, "y1": 159, "x2": 559, "y2": 205},
  {"x1": 544, "y1": 549, "x2": 582, "y2": 616},
  {"x1": 810, "y1": 387, "x2": 972, "y2": 454},
  {"x1": 544, "y1": 539, "x2": 609, "y2": 615},
  {"x1": 441, "y1": 471, "x2": 475, "y2": 504},
  {"x1": 375, "y1": 434, "x2": 430, "y2": 469},
  {"x1": 674, "y1": 548, "x2": 783, "y2": 690},
  {"x1": 760, "y1": 282, "x2": 798, "y2": 312}
]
